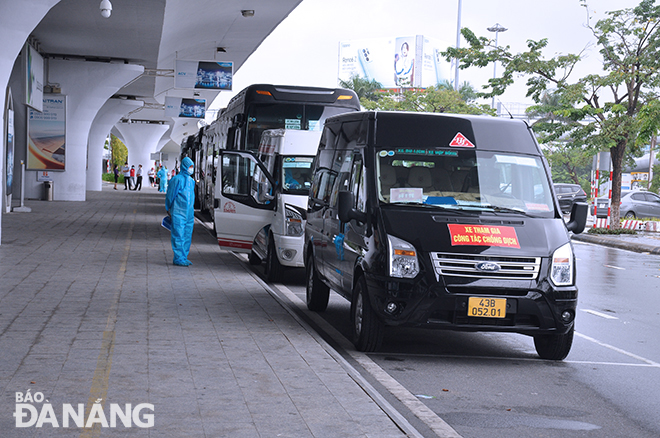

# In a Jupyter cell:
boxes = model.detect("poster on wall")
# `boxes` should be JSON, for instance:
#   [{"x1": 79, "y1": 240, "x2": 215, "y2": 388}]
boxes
[
  {"x1": 175, "y1": 60, "x2": 233, "y2": 90},
  {"x1": 24, "y1": 44, "x2": 44, "y2": 112},
  {"x1": 164, "y1": 96, "x2": 206, "y2": 118},
  {"x1": 27, "y1": 95, "x2": 66, "y2": 171},
  {"x1": 6, "y1": 108, "x2": 14, "y2": 194},
  {"x1": 338, "y1": 35, "x2": 452, "y2": 89}
]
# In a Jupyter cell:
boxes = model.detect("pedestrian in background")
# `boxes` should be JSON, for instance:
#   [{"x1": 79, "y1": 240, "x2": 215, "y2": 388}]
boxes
[
  {"x1": 165, "y1": 156, "x2": 196, "y2": 266},
  {"x1": 113, "y1": 164, "x2": 119, "y2": 190},
  {"x1": 157, "y1": 165, "x2": 168, "y2": 193},
  {"x1": 148, "y1": 167, "x2": 155, "y2": 187},
  {"x1": 130, "y1": 165, "x2": 136, "y2": 189},
  {"x1": 133, "y1": 164, "x2": 143, "y2": 191},
  {"x1": 122, "y1": 162, "x2": 131, "y2": 190}
]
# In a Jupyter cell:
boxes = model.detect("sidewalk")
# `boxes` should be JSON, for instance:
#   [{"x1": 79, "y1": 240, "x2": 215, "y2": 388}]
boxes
[
  {"x1": 0, "y1": 184, "x2": 407, "y2": 437},
  {"x1": 571, "y1": 228, "x2": 660, "y2": 254}
]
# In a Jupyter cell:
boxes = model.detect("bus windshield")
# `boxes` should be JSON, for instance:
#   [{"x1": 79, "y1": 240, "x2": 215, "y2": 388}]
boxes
[
  {"x1": 246, "y1": 104, "x2": 348, "y2": 151},
  {"x1": 376, "y1": 147, "x2": 555, "y2": 217}
]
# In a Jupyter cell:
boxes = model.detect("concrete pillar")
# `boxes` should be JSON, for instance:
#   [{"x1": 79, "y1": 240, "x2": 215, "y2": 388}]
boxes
[
  {"x1": 47, "y1": 59, "x2": 143, "y2": 200},
  {"x1": 0, "y1": 0, "x2": 62, "y2": 242},
  {"x1": 87, "y1": 99, "x2": 144, "y2": 191},
  {"x1": 115, "y1": 122, "x2": 170, "y2": 174}
]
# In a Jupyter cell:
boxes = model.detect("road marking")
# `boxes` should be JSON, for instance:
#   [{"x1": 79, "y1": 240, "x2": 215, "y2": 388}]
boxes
[
  {"x1": 80, "y1": 211, "x2": 134, "y2": 438},
  {"x1": 580, "y1": 309, "x2": 619, "y2": 320},
  {"x1": 273, "y1": 281, "x2": 463, "y2": 438},
  {"x1": 575, "y1": 332, "x2": 660, "y2": 368},
  {"x1": 603, "y1": 264, "x2": 625, "y2": 270}
]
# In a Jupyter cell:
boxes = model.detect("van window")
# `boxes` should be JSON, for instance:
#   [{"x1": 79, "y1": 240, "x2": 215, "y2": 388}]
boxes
[
  {"x1": 222, "y1": 153, "x2": 254, "y2": 195},
  {"x1": 376, "y1": 147, "x2": 554, "y2": 216},
  {"x1": 330, "y1": 150, "x2": 353, "y2": 208},
  {"x1": 350, "y1": 154, "x2": 366, "y2": 212},
  {"x1": 282, "y1": 156, "x2": 314, "y2": 194}
]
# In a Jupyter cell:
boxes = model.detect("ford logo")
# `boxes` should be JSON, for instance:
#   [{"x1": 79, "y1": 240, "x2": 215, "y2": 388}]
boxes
[{"x1": 475, "y1": 261, "x2": 501, "y2": 272}]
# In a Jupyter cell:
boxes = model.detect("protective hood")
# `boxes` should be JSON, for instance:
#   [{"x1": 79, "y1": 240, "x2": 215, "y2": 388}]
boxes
[{"x1": 182, "y1": 156, "x2": 194, "y2": 175}]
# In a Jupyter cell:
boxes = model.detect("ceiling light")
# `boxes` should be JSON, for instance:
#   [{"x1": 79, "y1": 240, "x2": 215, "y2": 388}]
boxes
[
  {"x1": 100, "y1": 0, "x2": 112, "y2": 18},
  {"x1": 241, "y1": 10, "x2": 254, "y2": 18}
]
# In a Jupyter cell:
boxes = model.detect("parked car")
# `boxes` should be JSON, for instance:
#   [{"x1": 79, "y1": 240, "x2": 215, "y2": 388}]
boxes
[
  {"x1": 554, "y1": 183, "x2": 587, "y2": 214},
  {"x1": 620, "y1": 190, "x2": 660, "y2": 219},
  {"x1": 591, "y1": 190, "x2": 660, "y2": 219}
]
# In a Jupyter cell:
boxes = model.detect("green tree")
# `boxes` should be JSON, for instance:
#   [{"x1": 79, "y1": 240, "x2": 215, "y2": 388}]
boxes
[
  {"x1": 361, "y1": 85, "x2": 494, "y2": 115},
  {"x1": 110, "y1": 134, "x2": 128, "y2": 169},
  {"x1": 339, "y1": 74, "x2": 383, "y2": 103},
  {"x1": 444, "y1": 0, "x2": 660, "y2": 228}
]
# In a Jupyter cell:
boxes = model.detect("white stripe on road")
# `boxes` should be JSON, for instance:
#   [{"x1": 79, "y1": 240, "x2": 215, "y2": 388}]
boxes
[
  {"x1": 575, "y1": 332, "x2": 660, "y2": 368},
  {"x1": 603, "y1": 264, "x2": 625, "y2": 270},
  {"x1": 580, "y1": 309, "x2": 619, "y2": 320}
]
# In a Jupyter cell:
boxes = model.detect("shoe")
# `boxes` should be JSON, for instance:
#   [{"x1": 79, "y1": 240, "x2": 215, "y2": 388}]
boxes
[{"x1": 113, "y1": 188, "x2": 117, "y2": 190}]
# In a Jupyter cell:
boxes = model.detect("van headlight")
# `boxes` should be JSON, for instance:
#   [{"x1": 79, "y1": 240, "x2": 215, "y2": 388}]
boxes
[
  {"x1": 388, "y1": 235, "x2": 419, "y2": 279},
  {"x1": 550, "y1": 243, "x2": 573, "y2": 286},
  {"x1": 285, "y1": 207, "x2": 304, "y2": 236}
]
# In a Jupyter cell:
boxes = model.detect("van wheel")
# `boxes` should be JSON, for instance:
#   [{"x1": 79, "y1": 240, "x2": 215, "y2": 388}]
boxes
[
  {"x1": 351, "y1": 276, "x2": 383, "y2": 352},
  {"x1": 534, "y1": 326, "x2": 574, "y2": 360},
  {"x1": 306, "y1": 253, "x2": 329, "y2": 311},
  {"x1": 265, "y1": 238, "x2": 283, "y2": 282},
  {"x1": 248, "y1": 250, "x2": 261, "y2": 265}
]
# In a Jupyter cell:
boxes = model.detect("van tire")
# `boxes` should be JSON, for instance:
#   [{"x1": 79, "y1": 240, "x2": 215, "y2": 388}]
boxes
[
  {"x1": 534, "y1": 326, "x2": 574, "y2": 360},
  {"x1": 248, "y1": 250, "x2": 261, "y2": 265},
  {"x1": 306, "y1": 253, "x2": 329, "y2": 311},
  {"x1": 265, "y1": 238, "x2": 283, "y2": 282},
  {"x1": 351, "y1": 276, "x2": 383, "y2": 352}
]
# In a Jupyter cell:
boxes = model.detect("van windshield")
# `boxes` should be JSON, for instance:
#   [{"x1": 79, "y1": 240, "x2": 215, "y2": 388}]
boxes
[
  {"x1": 376, "y1": 148, "x2": 555, "y2": 217},
  {"x1": 282, "y1": 156, "x2": 314, "y2": 194}
]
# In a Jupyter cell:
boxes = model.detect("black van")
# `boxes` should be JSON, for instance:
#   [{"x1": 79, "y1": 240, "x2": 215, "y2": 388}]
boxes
[{"x1": 304, "y1": 111, "x2": 587, "y2": 360}]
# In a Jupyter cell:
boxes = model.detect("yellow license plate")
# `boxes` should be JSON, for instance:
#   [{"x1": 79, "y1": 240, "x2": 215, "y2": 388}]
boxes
[{"x1": 468, "y1": 297, "x2": 506, "y2": 318}]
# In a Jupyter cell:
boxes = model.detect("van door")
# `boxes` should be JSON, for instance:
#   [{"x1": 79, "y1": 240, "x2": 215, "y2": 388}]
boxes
[
  {"x1": 339, "y1": 152, "x2": 368, "y2": 293},
  {"x1": 322, "y1": 149, "x2": 355, "y2": 292},
  {"x1": 307, "y1": 150, "x2": 337, "y2": 280},
  {"x1": 214, "y1": 151, "x2": 275, "y2": 252}
]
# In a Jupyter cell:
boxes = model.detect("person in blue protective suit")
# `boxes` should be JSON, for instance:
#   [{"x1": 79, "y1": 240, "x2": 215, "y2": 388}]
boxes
[
  {"x1": 157, "y1": 165, "x2": 168, "y2": 193},
  {"x1": 165, "y1": 157, "x2": 195, "y2": 266}
]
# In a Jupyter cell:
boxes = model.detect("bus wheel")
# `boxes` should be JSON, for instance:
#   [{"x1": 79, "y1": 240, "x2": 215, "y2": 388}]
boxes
[
  {"x1": 351, "y1": 276, "x2": 383, "y2": 352},
  {"x1": 534, "y1": 326, "x2": 574, "y2": 360},
  {"x1": 306, "y1": 253, "x2": 329, "y2": 311}
]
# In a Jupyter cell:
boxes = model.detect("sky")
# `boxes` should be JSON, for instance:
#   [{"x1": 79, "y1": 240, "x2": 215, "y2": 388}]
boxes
[{"x1": 208, "y1": 0, "x2": 643, "y2": 117}]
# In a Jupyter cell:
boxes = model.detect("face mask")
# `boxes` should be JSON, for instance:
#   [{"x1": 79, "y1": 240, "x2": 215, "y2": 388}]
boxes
[{"x1": 188, "y1": 166, "x2": 194, "y2": 175}]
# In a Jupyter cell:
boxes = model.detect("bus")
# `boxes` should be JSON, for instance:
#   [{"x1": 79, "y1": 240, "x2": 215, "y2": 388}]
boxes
[{"x1": 186, "y1": 84, "x2": 361, "y2": 217}]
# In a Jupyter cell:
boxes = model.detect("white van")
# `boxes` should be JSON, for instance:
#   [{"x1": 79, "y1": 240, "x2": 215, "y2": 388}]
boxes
[{"x1": 214, "y1": 129, "x2": 321, "y2": 281}]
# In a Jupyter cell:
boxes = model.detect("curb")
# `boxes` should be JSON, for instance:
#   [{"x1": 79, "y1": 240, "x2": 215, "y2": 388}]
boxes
[{"x1": 571, "y1": 233, "x2": 660, "y2": 255}]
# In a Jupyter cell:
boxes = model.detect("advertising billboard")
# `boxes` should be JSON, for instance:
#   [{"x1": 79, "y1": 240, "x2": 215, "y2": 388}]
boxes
[
  {"x1": 27, "y1": 95, "x2": 66, "y2": 171},
  {"x1": 24, "y1": 44, "x2": 44, "y2": 112},
  {"x1": 164, "y1": 96, "x2": 206, "y2": 118},
  {"x1": 6, "y1": 108, "x2": 14, "y2": 194},
  {"x1": 338, "y1": 35, "x2": 451, "y2": 89},
  {"x1": 175, "y1": 60, "x2": 233, "y2": 90}
]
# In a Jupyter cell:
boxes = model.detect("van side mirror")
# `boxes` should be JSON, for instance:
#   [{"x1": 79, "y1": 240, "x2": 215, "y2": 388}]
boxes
[
  {"x1": 338, "y1": 191, "x2": 367, "y2": 224},
  {"x1": 566, "y1": 202, "x2": 588, "y2": 234}
]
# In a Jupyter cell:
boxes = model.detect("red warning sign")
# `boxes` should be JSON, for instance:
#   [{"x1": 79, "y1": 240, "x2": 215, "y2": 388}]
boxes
[{"x1": 449, "y1": 132, "x2": 475, "y2": 148}]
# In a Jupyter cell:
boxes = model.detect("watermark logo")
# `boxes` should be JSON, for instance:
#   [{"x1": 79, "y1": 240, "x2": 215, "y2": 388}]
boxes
[{"x1": 14, "y1": 390, "x2": 154, "y2": 428}]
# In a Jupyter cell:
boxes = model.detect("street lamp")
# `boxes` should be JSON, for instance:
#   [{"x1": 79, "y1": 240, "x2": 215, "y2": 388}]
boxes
[
  {"x1": 454, "y1": 0, "x2": 463, "y2": 90},
  {"x1": 487, "y1": 23, "x2": 507, "y2": 110}
]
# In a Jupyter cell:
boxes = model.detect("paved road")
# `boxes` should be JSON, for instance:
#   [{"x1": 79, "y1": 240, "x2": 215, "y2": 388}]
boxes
[{"x1": 253, "y1": 240, "x2": 660, "y2": 437}]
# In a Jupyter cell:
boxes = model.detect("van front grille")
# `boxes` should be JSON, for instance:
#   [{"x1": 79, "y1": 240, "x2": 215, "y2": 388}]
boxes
[{"x1": 431, "y1": 252, "x2": 541, "y2": 280}]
